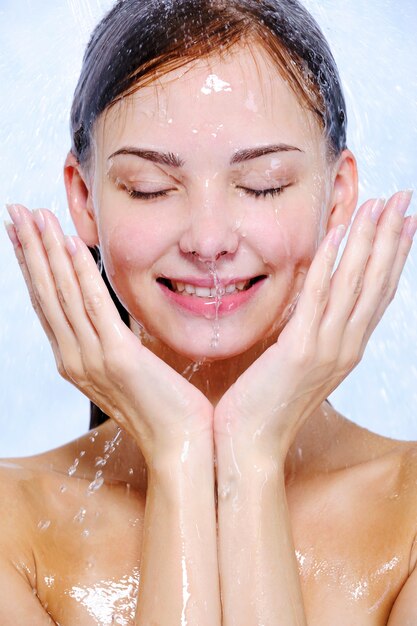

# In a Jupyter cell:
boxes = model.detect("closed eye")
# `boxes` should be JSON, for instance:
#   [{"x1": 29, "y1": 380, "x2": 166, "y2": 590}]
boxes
[
  {"x1": 236, "y1": 186, "x2": 287, "y2": 199},
  {"x1": 122, "y1": 184, "x2": 289, "y2": 200},
  {"x1": 127, "y1": 189, "x2": 171, "y2": 200}
]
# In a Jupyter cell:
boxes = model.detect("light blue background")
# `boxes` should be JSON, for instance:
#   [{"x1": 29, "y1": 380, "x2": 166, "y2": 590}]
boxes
[{"x1": 0, "y1": 0, "x2": 416, "y2": 457}]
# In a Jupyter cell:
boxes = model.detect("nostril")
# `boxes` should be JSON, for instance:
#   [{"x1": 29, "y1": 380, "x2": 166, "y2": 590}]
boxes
[{"x1": 190, "y1": 250, "x2": 228, "y2": 260}]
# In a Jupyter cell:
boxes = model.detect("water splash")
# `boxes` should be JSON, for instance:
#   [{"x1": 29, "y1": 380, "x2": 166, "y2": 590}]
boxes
[
  {"x1": 73, "y1": 507, "x2": 87, "y2": 523},
  {"x1": 88, "y1": 470, "x2": 105, "y2": 494},
  {"x1": 181, "y1": 359, "x2": 205, "y2": 381},
  {"x1": 67, "y1": 458, "x2": 79, "y2": 477}
]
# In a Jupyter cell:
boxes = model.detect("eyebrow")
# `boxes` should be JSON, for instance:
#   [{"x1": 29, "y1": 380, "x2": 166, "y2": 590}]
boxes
[
  {"x1": 108, "y1": 143, "x2": 304, "y2": 168},
  {"x1": 230, "y1": 144, "x2": 304, "y2": 164}
]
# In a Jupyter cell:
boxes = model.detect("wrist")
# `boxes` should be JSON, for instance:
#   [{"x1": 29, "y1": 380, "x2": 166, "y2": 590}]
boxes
[
  {"x1": 149, "y1": 433, "x2": 215, "y2": 482},
  {"x1": 215, "y1": 438, "x2": 285, "y2": 495},
  {"x1": 215, "y1": 431, "x2": 287, "y2": 473}
]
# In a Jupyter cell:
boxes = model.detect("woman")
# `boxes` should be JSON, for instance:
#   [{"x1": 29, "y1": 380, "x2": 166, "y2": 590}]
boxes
[{"x1": 2, "y1": 0, "x2": 417, "y2": 623}]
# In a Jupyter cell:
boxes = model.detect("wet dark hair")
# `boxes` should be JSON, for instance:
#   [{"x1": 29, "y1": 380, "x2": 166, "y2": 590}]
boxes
[{"x1": 70, "y1": 0, "x2": 348, "y2": 428}]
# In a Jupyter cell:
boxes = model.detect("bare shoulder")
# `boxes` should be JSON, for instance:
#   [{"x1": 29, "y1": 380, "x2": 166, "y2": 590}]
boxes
[{"x1": 0, "y1": 459, "x2": 38, "y2": 567}]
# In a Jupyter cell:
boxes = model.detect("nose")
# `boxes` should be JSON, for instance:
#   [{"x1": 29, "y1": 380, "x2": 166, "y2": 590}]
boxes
[{"x1": 179, "y1": 193, "x2": 239, "y2": 262}]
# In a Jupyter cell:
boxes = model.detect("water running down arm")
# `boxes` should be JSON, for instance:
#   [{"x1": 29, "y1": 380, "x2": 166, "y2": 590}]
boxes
[
  {"x1": 216, "y1": 445, "x2": 306, "y2": 625},
  {"x1": 134, "y1": 436, "x2": 221, "y2": 625}
]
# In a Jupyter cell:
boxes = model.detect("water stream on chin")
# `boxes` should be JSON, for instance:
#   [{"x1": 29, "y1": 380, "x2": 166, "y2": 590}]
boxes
[{"x1": 206, "y1": 261, "x2": 225, "y2": 349}]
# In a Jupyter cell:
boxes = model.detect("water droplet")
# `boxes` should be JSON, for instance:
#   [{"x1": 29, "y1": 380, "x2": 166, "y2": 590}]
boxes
[
  {"x1": 87, "y1": 470, "x2": 104, "y2": 493},
  {"x1": 219, "y1": 485, "x2": 231, "y2": 500},
  {"x1": 37, "y1": 519, "x2": 51, "y2": 531},
  {"x1": 95, "y1": 456, "x2": 107, "y2": 467},
  {"x1": 67, "y1": 458, "x2": 79, "y2": 476},
  {"x1": 59, "y1": 484, "x2": 67, "y2": 493},
  {"x1": 73, "y1": 507, "x2": 87, "y2": 523},
  {"x1": 81, "y1": 529, "x2": 90, "y2": 538}
]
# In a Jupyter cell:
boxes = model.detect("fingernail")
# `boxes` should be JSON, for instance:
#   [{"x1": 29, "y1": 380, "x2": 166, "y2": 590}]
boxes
[
  {"x1": 370, "y1": 198, "x2": 386, "y2": 223},
  {"x1": 65, "y1": 235, "x2": 77, "y2": 256},
  {"x1": 34, "y1": 209, "x2": 45, "y2": 233},
  {"x1": 406, "y1": 215, "x2": 417, "y2": 240},
  {"x1": 4, "y1": 221, "x2": 19, "y2": 246},
  {"x1": 331, "y1": 224, "x2": 346, "y2": 247},
  {"x1": 394, "y1": 190, "x2": 413, "y2": 216},
  {"x1": 6, "y1": 203, "x2": 22, "y2": 226}
]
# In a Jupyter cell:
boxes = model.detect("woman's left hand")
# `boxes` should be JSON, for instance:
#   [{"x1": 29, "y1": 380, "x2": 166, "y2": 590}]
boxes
[{"x1": 214, "y1": 191, "x2": 416, "y2": 459}]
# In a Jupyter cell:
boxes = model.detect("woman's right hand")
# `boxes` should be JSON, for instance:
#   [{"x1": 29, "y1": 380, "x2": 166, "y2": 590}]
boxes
[{"x1": 5, "y1": 204, "x2": 214, "y2": 466}]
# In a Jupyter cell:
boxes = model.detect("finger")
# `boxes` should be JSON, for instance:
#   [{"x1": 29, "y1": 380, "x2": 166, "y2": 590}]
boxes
[
  {"x1": 319, "y1": 197, "x2": 386, "y2": 345},
  {"x1": 348, "y1": 212, "x2": 417, "y2": 352},
  {"x1": 290, "y1": 223, "x2": 346, "y2": 345},
  {"x1": 6, "y1": 204, "x2": 82, "y2": 371},
  {"x1": 64, "y1": 234, "x2": 131, "y2": 351},
  {"x1": 4, "y1": 220, "x2": 68, "y2": 380},
  {"x1": 34, "y1": 209, "x2": 101, "y2": 357},
  {"x1": 338, "y1": 192, "x2": 411, "y2": 336}
]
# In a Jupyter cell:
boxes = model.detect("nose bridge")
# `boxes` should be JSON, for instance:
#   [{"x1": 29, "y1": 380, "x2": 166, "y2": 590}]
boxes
[{"x1": 180, "y1": 179, "x2": 240, "y2": 260}]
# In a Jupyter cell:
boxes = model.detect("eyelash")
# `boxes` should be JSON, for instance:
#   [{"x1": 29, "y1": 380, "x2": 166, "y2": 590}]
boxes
[{"x1": 126, "y1": 186, "x2": 286, "y2": 200}]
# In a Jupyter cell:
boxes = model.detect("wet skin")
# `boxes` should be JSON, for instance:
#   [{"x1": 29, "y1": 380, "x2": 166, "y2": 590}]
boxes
[
  {"x1": 2, "y1": 407, "x2": 417, "y2": 625},
  {"x1": 3, "y1": 45, "x2": 417, "y2": 624}
]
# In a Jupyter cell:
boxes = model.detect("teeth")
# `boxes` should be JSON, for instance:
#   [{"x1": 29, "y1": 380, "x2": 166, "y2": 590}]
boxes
[
  {"x1": 195, "y1": 287, "x2": 211, "y2": 297},
  {"x1": 170, "y1": 280, "x2": 251, "y2": 296}
]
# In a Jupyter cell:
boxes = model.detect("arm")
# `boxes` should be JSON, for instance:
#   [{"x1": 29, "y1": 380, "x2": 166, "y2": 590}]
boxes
[
  {"x1": 216, "y1": 441, "x2": 306, "y2": 626},
  {"x1": 135, "y1": 435, "x2": 221, "y2": 626},
  {"x1": 4, "y1": 206, "x2": 222, "y2": 625},
  {"x1": 214, "y1": 192, "x2": 415, "y2": 625}
]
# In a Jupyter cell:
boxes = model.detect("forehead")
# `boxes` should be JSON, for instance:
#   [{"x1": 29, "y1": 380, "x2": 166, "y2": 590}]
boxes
[{"x1": 95, "y1": 45, "x2": 322, "y2": 158}]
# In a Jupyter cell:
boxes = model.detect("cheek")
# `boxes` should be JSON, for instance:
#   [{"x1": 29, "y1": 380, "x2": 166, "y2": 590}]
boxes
[
  {"x1": 98, "y1": 217, "x2": 166, "y2": 281},
  {"x1": 245, "y1": 209, "x2": 319, "y2": 270}
]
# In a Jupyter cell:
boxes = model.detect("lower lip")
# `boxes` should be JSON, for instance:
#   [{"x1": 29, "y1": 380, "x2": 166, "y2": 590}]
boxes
[{"x1": 157, "y1": 279, "x2": 267, "y2": 317}]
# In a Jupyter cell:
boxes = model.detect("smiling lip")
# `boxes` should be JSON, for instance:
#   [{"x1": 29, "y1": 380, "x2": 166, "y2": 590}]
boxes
[{"x1": 157, "y1": 276, "x2": 267, "y2": 317}]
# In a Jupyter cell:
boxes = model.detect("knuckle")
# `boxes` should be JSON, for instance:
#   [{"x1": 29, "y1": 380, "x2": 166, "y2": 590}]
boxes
[
  {"x1": 57, "y1": 361, "x2": 70, "y2": 381},
  {"x1": 62, "y1": 359, "x2": 83, "y2": 383},
  {"x1": 342, "y1": 353, "x2": 359, "y2": 372},
  {"x1": 347, "y1": 269, "x2": 364, "y2": 296},
  {"x1": 81, "y1": 355, "x2": 102, "y2": 380},
  {"x1": 32, "y1": 281, "x2": 48, "y2": 306},
  {"x1": 387, "y1": 213, "x2": 404, "y2": 237},
  {"x1": 56, "y1": 281, "x2": 72, "y2": 308},
  {"x1": 83, "y1": 291, "x2": 103, "y2": 318},
  {"x1": 103, "y1": 349, "x2": 124, "y2": 375},
  {"x1": 374, "y1": 270, "x2": 391, "y2": 298},
  {"x1": 313, "y1": 286, "x2": 329, "y2": 304},
  {"x1": 388, "y1": 285, "x2": 398, "y2": 304},
  {"x1": 20, "y1": 237, "x2": 32, "y2": 253}
]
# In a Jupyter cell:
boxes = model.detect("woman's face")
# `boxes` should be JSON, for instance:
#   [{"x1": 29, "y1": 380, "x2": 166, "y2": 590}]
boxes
[{"x1": 90, "y1": 45, "x2": 334, "y2": 361}]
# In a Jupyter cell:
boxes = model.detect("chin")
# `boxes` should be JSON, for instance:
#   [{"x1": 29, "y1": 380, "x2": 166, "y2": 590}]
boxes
[{"x1": 156, "y1": 327, "x2": 276, "y2": 364}]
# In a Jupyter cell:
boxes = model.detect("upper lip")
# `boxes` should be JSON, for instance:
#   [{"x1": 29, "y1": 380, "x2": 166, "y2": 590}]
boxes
[{"x1": 158, "y1": 276, "x2": 263, "y2": 287}]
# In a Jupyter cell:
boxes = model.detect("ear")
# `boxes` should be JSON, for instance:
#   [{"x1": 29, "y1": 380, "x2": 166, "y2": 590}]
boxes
[
  {"x1": 326, "y1": 149, "x2": 358, "y2": 233},
  {"x1": 64, "y1": 152, "x2": 99, "y2": 246}
]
